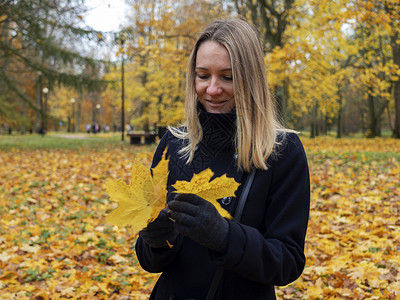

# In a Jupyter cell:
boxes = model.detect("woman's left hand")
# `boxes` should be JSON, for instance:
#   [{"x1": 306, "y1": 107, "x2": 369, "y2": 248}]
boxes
[{"x1": 168, "y1": 194, "x2": 229, "y2": 253}]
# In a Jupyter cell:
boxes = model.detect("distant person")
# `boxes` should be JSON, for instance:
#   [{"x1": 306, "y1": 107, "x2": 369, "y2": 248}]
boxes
[
  {"x1": 135, "y1": 18, "x2": 310, "y2": 299},
  {"x1": 103, "y1": 124, "x2": 110, "y2": 133}
]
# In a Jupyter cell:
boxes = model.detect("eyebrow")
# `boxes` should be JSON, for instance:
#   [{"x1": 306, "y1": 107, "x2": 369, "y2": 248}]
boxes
[{"x1": 195, "y1": 67, "x2": 232, "y2": 72}]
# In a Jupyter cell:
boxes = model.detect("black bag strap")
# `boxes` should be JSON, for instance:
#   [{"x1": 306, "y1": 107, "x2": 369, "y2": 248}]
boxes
[
  {"x1": 206, "y1": 168, "x2": 257, "y2": 300},
  {"x1": 233, "y1": 169, "x2": 256, "y2": 221}
]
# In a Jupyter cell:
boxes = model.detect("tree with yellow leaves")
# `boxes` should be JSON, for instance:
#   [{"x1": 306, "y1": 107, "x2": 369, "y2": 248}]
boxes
[
  {"x1": 347, "y1": 0, "x2": 400, "y2": 137},
  {"x1": 109, "y1": 0, "x2": 230, "y2": 131},
  {"x1": 229, "y1": 0, "x2": 399, "y2": 138},
  {"x1": 231, "y1": 0, "x2": 300, "y2": 119},
  {"x1": 280, "y1": 0, "x2": 359, "y2": 137}
]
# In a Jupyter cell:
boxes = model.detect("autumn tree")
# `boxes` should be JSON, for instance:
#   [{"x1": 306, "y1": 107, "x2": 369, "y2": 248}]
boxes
[
  {"x1": 230, "y1": 0, "x2": 300, "y2": 119},
  {"x1": 94, "y1": 0, "x2": 400, "y2": 138},
  {"x1": 280, "y1": 0, "x2": 361, "y2": 138},
  {"x1": 384, "y1": 0, "x2": 400, "y2": 138},
  {"x1": 343, "y1": 0, "x2": 398, "y2": 137},
  {"x1": 0, "y1": 0, "x2": 108, "y2": 133},
  {"x1": 112, "y1": 0, "x2": 229, "y2": 131}
]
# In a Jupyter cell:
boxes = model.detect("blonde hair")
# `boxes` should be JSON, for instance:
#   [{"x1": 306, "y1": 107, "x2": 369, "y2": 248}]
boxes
[{"x1": 170, "y1": 18, "x2": 285, "y2": 172}]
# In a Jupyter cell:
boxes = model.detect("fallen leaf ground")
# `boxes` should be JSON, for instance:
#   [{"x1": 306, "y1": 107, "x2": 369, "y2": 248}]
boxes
[{"x1": 0, "y1": 135, "x2": 399, "y2": 299}]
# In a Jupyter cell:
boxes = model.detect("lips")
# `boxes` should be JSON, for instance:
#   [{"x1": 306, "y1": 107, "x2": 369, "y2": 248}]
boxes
[
  {"x1": 200, "y1": 97, "x2": 235, "y2": 113},
  {"x1": 206, "y1": 99, "x2": 227, "y2": 106}
]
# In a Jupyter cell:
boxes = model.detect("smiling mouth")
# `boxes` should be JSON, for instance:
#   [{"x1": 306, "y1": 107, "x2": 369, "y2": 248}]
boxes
[{"x1": 206, "y1": 100, "x2": 227, "y2": 105}]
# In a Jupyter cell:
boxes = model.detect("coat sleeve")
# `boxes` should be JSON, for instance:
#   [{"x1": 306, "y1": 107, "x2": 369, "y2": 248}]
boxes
[
  {"x1": 135, "y1": 131, "x2": 183, "y2": 273},
  {"x1": 212, "y1": 133, "x2": 310, "y2": 286}
]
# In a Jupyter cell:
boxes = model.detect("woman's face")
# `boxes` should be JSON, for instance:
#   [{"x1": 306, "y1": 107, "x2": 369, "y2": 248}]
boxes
[{"x1": 195, "y1": 41, "x2": 235, "y2": 114}]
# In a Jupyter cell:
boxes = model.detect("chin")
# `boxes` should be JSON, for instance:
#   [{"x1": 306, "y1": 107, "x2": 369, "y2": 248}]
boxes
[{"x1": 204, "y1": 103, "x2": 235, "y2": 114}]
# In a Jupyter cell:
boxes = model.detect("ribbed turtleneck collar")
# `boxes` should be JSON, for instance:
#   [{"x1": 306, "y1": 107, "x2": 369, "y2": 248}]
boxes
[{"x1": 197, "y1": 103, "x2": 237, "y2": 157}]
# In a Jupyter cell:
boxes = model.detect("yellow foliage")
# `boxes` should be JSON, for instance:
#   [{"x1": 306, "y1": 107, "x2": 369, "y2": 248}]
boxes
[
  {"x1": 105, "y1": 152, "x2": 239, "y2": 235},
  {"x1": 105, "y1": 150, "x2": 169, "y2": 234},
  {"x1": 172, "y1": 169, "x2": 240, "y2": 220},
  {"x1": 0, "y1": 137, "x2": 400, "y2": 298}
]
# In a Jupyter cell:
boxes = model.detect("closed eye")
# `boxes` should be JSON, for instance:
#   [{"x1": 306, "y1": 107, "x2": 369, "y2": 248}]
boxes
[{"x1": 197, "y1": 74, "x2": 209, "y2": 80}]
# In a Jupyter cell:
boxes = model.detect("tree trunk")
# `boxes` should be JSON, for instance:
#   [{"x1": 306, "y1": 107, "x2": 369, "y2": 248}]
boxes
[
  {"x1": 386, "y1": 4, "x2": 400, "y2": 139},
  {"x1": 367, "y1": 92, "x2": 378, "y2": 137},
  {"x1": 274, "y1": 81, "x2": 289, "y2": 121},
  {"x1": 375, "y1": 98, "x2": 389, "y2": 137},
  {"x1": 394, "y1": 81, "x2": 400, "y2": 138},
  {"x1": 157, "y1": 94, "x2": 163, "y2": 126},
  {"x1": 121, "y1": 55, "x2": 125, "y2": 140},
  {"x1": 35, "y1": 74, "x2": 42, "y2": 133},
  {"x1": 92, "y1": 101, "x2": 96, "y2": 125},
  {"x1": 391, "y1": 32, "x2": 400, "y2": 138},
  {"x1": 75, "y1": 87, "x2": 82, "y2": 132},
  {"x1": 0, "y1": 19, "x2": 9, "y2": 94},
  {"x1": 21, "y1": 100, "x2": 27, "y2": 134},
  {"x1": 310, "y1": 103, "x2": 318, "y2": 138},
  {"x1": 336, "y1": 91, "x2": 343, "y2": 138},
  {"x1": 112, "y1": 105, "x2": 117, "y2": 132}
]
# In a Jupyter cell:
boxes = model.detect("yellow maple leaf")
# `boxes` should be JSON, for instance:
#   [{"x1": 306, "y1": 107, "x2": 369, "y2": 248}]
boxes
[
  {"x1": 104, "y1": 152, "x2": 169, "y2": 234},
  {"x1": 172, "y1": 169, "x2": 240, "y2": 220}
]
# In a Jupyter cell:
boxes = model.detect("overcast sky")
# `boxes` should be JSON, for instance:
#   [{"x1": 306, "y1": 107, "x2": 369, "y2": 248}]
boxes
[{"x1": 84, "y1": 0, "x2": 129, "y2": 32}]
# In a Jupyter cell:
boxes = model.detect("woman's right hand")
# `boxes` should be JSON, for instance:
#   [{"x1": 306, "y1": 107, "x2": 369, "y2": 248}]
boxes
[{"x1": 139, "y1": 209, "x2": 178, "y2": 248}]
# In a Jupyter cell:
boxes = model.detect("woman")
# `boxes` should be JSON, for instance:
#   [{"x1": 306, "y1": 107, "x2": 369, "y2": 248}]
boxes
[{"x1": 135, "y1": 18, "x2": 310, "y2": 299}]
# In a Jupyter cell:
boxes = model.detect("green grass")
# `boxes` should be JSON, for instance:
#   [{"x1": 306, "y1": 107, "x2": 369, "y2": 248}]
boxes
[
  {"x1": 0, "y1": 132, "x2": 154, "y2": 151},
  {"x1": 300, "y1": 129, "x2": 394, "y2": 138}
]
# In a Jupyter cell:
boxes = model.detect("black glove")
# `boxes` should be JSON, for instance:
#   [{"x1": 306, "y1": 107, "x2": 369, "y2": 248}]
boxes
[
  {"x1": 168, "y1": 194, "x2": 229, "y2": 253},
  {"x1": 139, "y1": 209, "x2": 178, "y2": 248}
]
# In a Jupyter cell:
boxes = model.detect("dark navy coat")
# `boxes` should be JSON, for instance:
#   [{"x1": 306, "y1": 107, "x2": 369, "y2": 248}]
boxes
[{"x1": 135, "y1": 110, "x2": 310, "y2": 299}]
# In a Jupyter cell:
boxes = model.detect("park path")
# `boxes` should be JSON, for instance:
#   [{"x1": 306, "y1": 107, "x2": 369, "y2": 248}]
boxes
[{"x1": 52, "y1": 134, "x2": 89, "y2": 139}]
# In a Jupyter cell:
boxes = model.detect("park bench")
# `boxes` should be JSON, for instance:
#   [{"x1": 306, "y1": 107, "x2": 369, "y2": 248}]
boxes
[
  {"x1": 0, "y1": 124, "x2": 11, "y2": 135},
  {"x1": 0, "y1": 129, "x2": 11, "y2": 135},
  {"x1": 127, "y1": 132, "x2": 158, "y2": 145}
]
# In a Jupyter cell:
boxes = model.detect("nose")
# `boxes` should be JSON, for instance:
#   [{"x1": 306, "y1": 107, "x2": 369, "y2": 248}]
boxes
[{"x1": 206, "y1": 77, "x2": 222, "y2": 96}]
